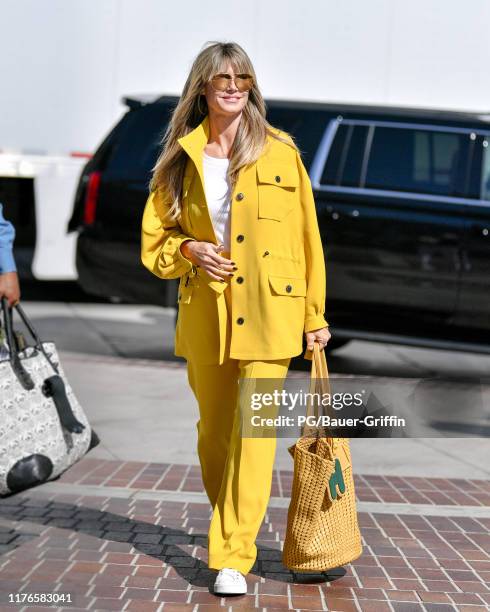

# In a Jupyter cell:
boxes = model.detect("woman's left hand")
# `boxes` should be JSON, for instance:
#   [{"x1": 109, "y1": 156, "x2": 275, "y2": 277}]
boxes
[{"x1": 305, "y1": 326, "x2": 331, "y2": 352}]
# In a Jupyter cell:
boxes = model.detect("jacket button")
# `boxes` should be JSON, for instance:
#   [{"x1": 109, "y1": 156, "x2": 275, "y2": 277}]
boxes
[
  {"x1": 285, "y1": 284, "x2": 292, "y2": 292},
  {"x1": 263, "y1": 250, "x2": 270, "y2": 256},
  {"x1": 236, "y1": 234, "x2": 244, "y2": 242},
  {"x1": 236, "y1": 317, "x2": 245, "y2": 325},
  {"x1": 275, "y1": 175, "x2": 281, "y2": 183},
  {"x1": 236, "y1": 276, "x2": 244, "y2": 284},
  {"x1": 236, "y1": 192, "x2": 245, "y2": 201}
]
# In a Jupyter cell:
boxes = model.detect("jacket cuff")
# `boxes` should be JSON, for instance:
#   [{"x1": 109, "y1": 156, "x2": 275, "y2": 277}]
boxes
[
  {"x1": 304, "y1": 315, "x2": 329, "y2": 333},
  {"x1": 178, "y1": 238, "x2": 197, "y2": 274}
]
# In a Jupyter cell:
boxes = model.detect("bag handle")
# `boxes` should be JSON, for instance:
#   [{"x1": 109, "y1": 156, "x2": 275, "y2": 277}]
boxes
[
  {"x1": 302, "y1": 340, "x2": 335, "y2": 442},
  {"x1": 311, "y1": 341, "x2": 330, "y2": 394},
  {"x1": 14, "y1": 301, "x2": 43, "y2": 347},
  {"x1": 1, "y1": 298, "x2": 60, "y2": 381},
  {"x1": 1, "y1": 299, "x2": 85, "y2": 433},
  {"x1": 306, "y1": 341, "x2": 331, "y2": 418},
  {"x1": 1, "y1": 297, "x2": 35, "y2": 390}
]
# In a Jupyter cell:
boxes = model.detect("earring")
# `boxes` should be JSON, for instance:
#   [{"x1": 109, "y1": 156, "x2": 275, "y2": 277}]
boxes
[{"x1": 197, "y1": 95, "x2": 207, "y2": 116}]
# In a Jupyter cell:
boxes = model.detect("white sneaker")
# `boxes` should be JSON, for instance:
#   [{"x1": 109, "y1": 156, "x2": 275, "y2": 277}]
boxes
[{"x1": 213, "y1": 567, "x2": 247, "y2": 595}]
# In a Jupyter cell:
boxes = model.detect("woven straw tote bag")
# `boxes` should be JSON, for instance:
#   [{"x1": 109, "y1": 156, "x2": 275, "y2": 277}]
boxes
[{"x1": 282, "y1": 341, "x2": 363, "y2": 572}]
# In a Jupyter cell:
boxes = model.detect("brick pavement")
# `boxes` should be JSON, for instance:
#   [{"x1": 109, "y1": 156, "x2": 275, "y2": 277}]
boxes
[{"x1": 0, "y1": 457, "x2": 489, "y2": 612}]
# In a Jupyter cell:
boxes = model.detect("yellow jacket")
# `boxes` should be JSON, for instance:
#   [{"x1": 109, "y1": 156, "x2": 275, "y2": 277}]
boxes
[{"x1": 141, "y1": 114, "x2": 328, "y2": 365}]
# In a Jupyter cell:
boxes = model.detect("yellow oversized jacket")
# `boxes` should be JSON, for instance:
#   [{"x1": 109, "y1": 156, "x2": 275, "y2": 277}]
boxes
[{"x1": 141, "y1": 114, "x2": 328, "y2": 365}]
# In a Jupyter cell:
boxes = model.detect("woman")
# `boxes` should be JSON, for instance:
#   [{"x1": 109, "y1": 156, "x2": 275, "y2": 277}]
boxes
[{"x1": 141, "y1": 41, "x2": 331, "y2": 595}]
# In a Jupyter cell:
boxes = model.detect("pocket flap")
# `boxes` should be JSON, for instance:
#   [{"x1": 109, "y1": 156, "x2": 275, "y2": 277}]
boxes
[
  {"x1": 257, "y1": 160, "x2": 300, "y2": 188},
  {"x1": 268, "y1": 274, "x2": 307, "y2": 296}
]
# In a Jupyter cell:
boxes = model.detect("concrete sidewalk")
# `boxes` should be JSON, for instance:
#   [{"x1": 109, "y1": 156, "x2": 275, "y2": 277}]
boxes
[
  {"x1": 56, "y1": 350, "x2": 490, "y2": 479},
  {"x1": 13, "y1": 301, "x2": 490, "y2": 478}
]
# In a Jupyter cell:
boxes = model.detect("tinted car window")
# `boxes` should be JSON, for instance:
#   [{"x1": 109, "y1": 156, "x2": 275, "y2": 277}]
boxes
[
  {"x1": 480, "y1": 137, "x2": 490, "y2": 200},
  {"x1": 321, "y1": 124, "x2": 348, "y2": 185},
  {"x1": 342, "y1": 125, "x2": 369, "y2": 187},
  {"x1": 266, "y1": 108, "x2": 329, "y2": 170},
  {"x1": 321, "y1": 123, "x2": 368, "y2": 187},
  {"x1": 364, "y1": 126, "x2": 471, "y2": 197},
  {"x1": 105, "y1": 102, "x2": 175, "y2": 180},
  {"x1": 463, "y1": 133, "x2": 490, "y2": 200}
]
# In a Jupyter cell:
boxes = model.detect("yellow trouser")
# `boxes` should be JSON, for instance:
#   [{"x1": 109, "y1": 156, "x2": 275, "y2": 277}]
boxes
[{"x1": 185, "y1": 253, "x2": 291, "y2": 575}]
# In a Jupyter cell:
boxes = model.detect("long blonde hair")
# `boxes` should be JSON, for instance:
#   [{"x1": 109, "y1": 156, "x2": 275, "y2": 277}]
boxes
[{"x1": 149, "y1": 40, "x2": 299, "y2": 220}]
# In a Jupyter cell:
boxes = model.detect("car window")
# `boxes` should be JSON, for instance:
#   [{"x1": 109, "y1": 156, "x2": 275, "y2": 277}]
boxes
[
  {"x1": 321, "y1": 124, "x2": 348, "y2": 185},
  {"x1": 364, "y1": 126, "x2": 471, "y2": 197},
  {"x1": 266, "y1": 108, "x2": 329, "y2": 170},
  {"x1": 480, "y1": 138, "x2": 490, "y2": 200},
  {"x1": 342, "y1": 125, "x2": 369, "y2": 187},
  {"x1": 104, "y1": 102, "x2": 175, "y2": 180},
  {"x1": 321, "y1": 123, "x2": 369, "y2": 187}
]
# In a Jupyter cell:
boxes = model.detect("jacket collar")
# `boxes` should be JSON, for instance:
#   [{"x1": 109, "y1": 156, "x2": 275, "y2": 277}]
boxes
[
  {"x1": 177, "y1": 115, "x2": 211, "y2": 187},
  {"x1": 177, "y1": 114, "x2": 210, "y2": 152}
]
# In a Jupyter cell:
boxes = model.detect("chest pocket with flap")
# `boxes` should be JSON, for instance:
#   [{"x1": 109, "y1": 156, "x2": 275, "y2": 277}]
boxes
[{"x1": 256, "y1": 159, "x2": 300, "y2": 221}]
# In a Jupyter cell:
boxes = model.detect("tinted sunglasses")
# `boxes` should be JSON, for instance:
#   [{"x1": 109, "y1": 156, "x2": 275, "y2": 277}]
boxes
[{"x1": 210, "y1": 72, "x2": 254, "y2": 92}]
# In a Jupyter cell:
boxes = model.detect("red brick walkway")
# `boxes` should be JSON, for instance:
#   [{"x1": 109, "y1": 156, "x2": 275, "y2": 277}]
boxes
[
  {"x1": 0, "y1": 457, "x2": 489, "y2": 611},
  {"x1": 58, "y1": 459, "x2": 490, "y2": 507}
]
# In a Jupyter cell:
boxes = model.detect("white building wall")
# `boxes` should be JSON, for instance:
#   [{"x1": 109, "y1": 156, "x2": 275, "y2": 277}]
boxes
[{"x1": 1, "y1": 0, "x2": 489, "y2": 155}]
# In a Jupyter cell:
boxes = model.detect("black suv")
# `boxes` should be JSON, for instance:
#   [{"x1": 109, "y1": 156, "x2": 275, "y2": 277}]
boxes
[{"x1": 68, "y1": 95, "x2": 490, "y2": 354}]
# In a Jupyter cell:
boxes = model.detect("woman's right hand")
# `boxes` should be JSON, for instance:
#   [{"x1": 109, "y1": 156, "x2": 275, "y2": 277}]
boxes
[{"x1": 180, "y1": 240, "x2": 236, "y2": 282}]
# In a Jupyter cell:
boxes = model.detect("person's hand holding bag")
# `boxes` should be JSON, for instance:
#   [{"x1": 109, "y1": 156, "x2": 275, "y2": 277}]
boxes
[
  {"x1": 0, "y1": 272, "x2": 21, "y2": 307},
  {"x1": 305, "y1": 326, "x2": 331, "y2": 352}
]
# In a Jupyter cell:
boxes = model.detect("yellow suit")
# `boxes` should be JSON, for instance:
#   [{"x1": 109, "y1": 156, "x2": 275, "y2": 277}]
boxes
[
  {"x1": 140, "y1": 115, "x2": 328, "y2": 575},
  {"x1": 141, "y1": 114, "x2": 328, "y2": 366}
]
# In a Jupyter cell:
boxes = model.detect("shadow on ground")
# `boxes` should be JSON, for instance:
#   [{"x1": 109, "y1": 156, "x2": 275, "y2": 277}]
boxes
[{"x1": 0, "y1": 493, "x2": 346, "y2": 592}]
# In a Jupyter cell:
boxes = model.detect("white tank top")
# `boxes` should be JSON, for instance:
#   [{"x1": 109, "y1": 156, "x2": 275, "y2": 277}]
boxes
[{"x1": 202, "y1": 151, "x2": 232, "y2": 251}]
